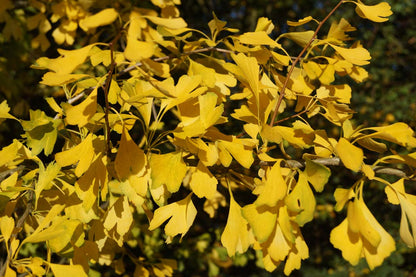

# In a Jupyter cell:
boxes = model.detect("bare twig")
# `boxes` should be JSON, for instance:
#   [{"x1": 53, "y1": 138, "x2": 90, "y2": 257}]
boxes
[{"x1": 269, "y1": 0, "x2": 344, "y2": 126}]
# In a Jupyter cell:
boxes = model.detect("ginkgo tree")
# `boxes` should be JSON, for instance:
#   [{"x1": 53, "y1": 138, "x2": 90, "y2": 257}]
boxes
[{"x1": 0, "y1": 0, "x2": 415, "y2": 276}]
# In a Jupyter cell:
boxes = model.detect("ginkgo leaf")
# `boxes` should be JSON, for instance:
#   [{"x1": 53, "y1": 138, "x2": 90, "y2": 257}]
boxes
[
  {"x1": 398, "y1": 193, "x2": 416, "y2": 248},
  {"x1": 50, "y1": 264, "x2": 87, "y2": 277},
  {"x1": 354, "y1": 1, "x2": 393, "y2": 22},
  {"x1": 254, "y1": 17, "x2": 274, "y2": 33},
  {"x1": 76, "y1": 154, "x2": 108, "y2": 211},
  {"x1": 35, "y1": 162, "x2": 60, "y2": 208},
  {"x1": 149, "y1": 152, "x2": 187, "y2": 193},
  {"x1": 360, "y1": 123, "x2": 416, "y2": 147},
  {"x1": 114, "y1": 128, "x2": 146, "y2": 180},
  {"x1": 0, "y1": 100, "x2": 18, "y2": 123},
  {"x1": 238, "y1": 31, "x2": 281, "y2": 48},
  {"x1": 221, "y1": 188, "x2": 252, "y2": 256},
  {"x1": 103, "y1": 196, "x2": 133, "y2": 246},
  {"x1": 48, "y1": 219, "x2": 84, "y2": 254},
  {"x1": 145, "y1": 16, "x2": 187, "y2": 29},
  {"x1": 124, "y1": 37, "x2": 155, "y2": 61},
  {"x1": 21, "y1": 109, "x2": 61, "y2": 156},
  {"x1": 0, "y1": 216, "x2": 14, "y2": 244},
  {"x1": 281, "y1": 31, "x2": 314, "y2": 47},
  {"x1": 32, "y1": 44, "x2": 94, "y2": 74},
  {"x1": 63, "y1": 87, "x2": 97, "y2": 127},
  {"x1": 335, "y1": 138, "x2": 363, "y2": 172},
  {"x1": 148, "y1": 193, "x2": 197, "y2": 242},
  {"x1": 22, "y1": 204, "x2": 65, "y2": 244},
  {"x1": 40, "y1": 72, "x2": 89, "y2": 86},
  {"x1": 305, "y1": 159, "x2": 331, "y2": 192},
  {"x1": 256, "y1": 162, "x2": 287, "y2": 207},
  {"x1": 55, "y1": 134, "x2": 96, "y2": 177},
  {"x1": 242, "y1": 203, "x2": 277, "y2": 243},
  {"x1": 217, "y1": 138, "x2": 254, "y2": 169},
  {"x1": 331, "y1": 44, "x2": 371, "y2": 66},
  {"x1": 285, "y1": 172, "x2": 316, "y2": 226},
  {"x1": 231, "y1": 53, "x2": 260, "y2": 100},
  {"x1": 79, "y1": 8, "x2": 118, "y2": 31},
  {"x1": 189, "y1": 162, "x2": 217, "y2": 199},
  {"x1": 287, "y1": 16, "x2": 315, "y2": 26}
]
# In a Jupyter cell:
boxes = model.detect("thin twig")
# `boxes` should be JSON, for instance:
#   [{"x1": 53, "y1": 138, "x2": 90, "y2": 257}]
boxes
[{"x1": 269, "y1": 0, "x2": 344, "y2": 127}]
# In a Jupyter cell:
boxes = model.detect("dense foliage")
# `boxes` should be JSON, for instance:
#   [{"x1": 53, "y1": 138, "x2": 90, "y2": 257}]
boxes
[{"x1": 0, "y1": 0, "x2": 415, "y2": 276}]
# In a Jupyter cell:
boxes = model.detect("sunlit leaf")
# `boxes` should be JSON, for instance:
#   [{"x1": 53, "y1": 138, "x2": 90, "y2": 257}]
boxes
[
  {"x1": 335, "y1": 138, "x2": 363, "y2": 172},
  {"x1": 50, "y1": 264, "x2": 87, "y2": 277},
  {"x1": 79, "y1": 8, "x2": 118, "y2": 31},
  {"x1": 148, "y1": 193, "x2": 197, "y2": 242},
  {"x1": 150, "y1": 151, "x2": 187, "y2": 193},
  {"x1": 189, "y1": 162, "x2": 217, "y2": 199},
  {"x1": 354, "y1": 1, "x2": 393, "y2": 22},
  {"x1": 221, "y1": 188, "x2": 252, "y2": 256}
]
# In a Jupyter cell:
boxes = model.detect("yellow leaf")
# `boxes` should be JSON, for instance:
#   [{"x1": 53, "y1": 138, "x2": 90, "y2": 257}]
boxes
[
  {"x1": 398, "y1": 193, "x2": 416, "y2": 247},
  {"x1": 303, "y1": 61, "x2": 335, "y2": 85},
  {"x1": 331, "y1": 44, "x2": 371, "y2": 66},
  {"x1": 35, "y1": 162, "x2": 61, "y2": 208},
  {"x1": 335, "y1": 138, "x2": 363, "y2": 172},
  {"x1": 221, "y1": 189, "x2": 252, "y2": 256},
  {"x1": 115, "y1": 128, "x2": 146, "y2": 180},
  {"x1": 0, "y1": 216, "x2": 14, "y2": 243},
  {"x1": 283, "y1": 234, "x2": 309, "y2": 275},
  {"x1": 149, "y1": 152, "x2": 187, "y2": 193},
  {"x1": 0, "y1": 100, "x2": 17, "y2": 123},
  {"x1": 32, "y1": 45, "x2": 94, "y2": 74},
  {"x1": 254, "y1": 17, "x2": 274, "y2": 33},
  {"x1": 76, "y1": 154, "x2": 108, "y2": 211},
  {"x1": 333, "y1": 188, "x2": 355, "y2": 212},
  {"x1": 124, "y1": 37, "x2": 155, "y2": 61},
  {"x1": 238, "y1": 31, "x2": 281, "y2": 48},
  {"x1": 103, "y1": 196, "x2": 133, "y2": 246},
  {"x1": 79, "y1": 8, "x2": 118, "y2": 31},
  {"x1": 48, "y1": 219, "x2": 84, "y2": 254},
  {"x1": 354, "y1": 1, "x2": 393, "y2": 22},
  {"x1": 148, "y1": 193, "x2": 197, "y2": 241},
  {"x1": 305, "y1": 159, "x2": 330, "y2": 192},
  {"x1": 217, "y1": 138, "x2": 254, "y2": 169},
  {"x1": 330, "y1": 219, "x2": 363, "y2": 266},
  {"x1": 189, "y1": 162, "x2": 217, "y2": 199},
  {"x1": 50, "y1": 264, "x2": 87, "y2": 277},
  {"x1": 362, "y1": 123, "x2": 416, "y2": 147},
  {"x1": 285, "y1": 172, "x2": 316, "y2": 226},
  {"x1": 145, "y1": 16, "x2": 187, "y2": 29},
  {"x1": 231, "y1": 53, "x2": 260, "y2": 100},
  {"x1": 242, "y1": 204, "x2": 277, "y2": 243},
  {"x1": 55, "y1": 134, "x2": 95, "y2": 177},
  {"x1": 40, "y1": 72, "x2": 88, "y2": 86},
  {"x1": 256, "y1": 162, "x2": 287, "y2": 207},
  {"x1": 287, "y1": 16, "x2": 315, "y2": 26},
  {"x1": 64, "y1": 87, "x2": 97, "y2": 127},
  {"x1": 281, "y1": 31, "x2": 314, "y2": 47}
]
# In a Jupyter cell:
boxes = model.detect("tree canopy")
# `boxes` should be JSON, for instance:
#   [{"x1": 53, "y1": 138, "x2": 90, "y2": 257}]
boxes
[{"x1": 0, "y1": 0, "x2": 415, "y2": 276}]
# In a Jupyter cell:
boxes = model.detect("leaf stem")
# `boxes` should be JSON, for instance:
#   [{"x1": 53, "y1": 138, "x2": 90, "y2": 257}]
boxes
[{"x1": 269, "y1": 0, "x2": 344, "y2": 127}]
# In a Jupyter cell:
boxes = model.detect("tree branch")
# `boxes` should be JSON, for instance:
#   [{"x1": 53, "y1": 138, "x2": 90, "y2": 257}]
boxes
[{"x1": 269, "y1": 0, "x2": 344, "y2": 126}]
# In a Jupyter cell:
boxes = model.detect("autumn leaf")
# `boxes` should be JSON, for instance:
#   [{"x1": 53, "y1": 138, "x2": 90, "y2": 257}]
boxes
[
  {"x1": 148, "y1": 193, "x2": 197, "y2": 242},
  {"x1": 354, "y1": 1, "x2": 393, "y2": 22},
  {"x1": 149, "y1": 151, "x2": 187, "y2": 193},
  {"x1": 330, "y1": 196, "x2": 396, "y2": 269},
  {"x1": 103, "y1": 196, "x2": 133, "y2": 246},
  {"x1": 189, "y1": 162, "x2": 217, "y2": 199},
  {"x1": 221, "y1": 188, "x2": 252, "y2": 256},
  {"x1": 50, "y1": 264, "x2": 87, "y2": 277},
  {"x1": 335, "y1": 138, "x2": 363, "y2": 172},
  {"x1": 79, "y1": 8, "x2": 118, "y2": 31},
  {"x1": 63, "y1": 87, "x2": 98, "y2": 127},
  {"x1": 114, "y1": 128, "x2": 147, "y2": 180}
]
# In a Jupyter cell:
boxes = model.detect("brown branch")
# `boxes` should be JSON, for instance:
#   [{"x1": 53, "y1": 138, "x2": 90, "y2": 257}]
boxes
[{"x1": 269, "y1": 0, "x2": 344, "y2": 127}]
